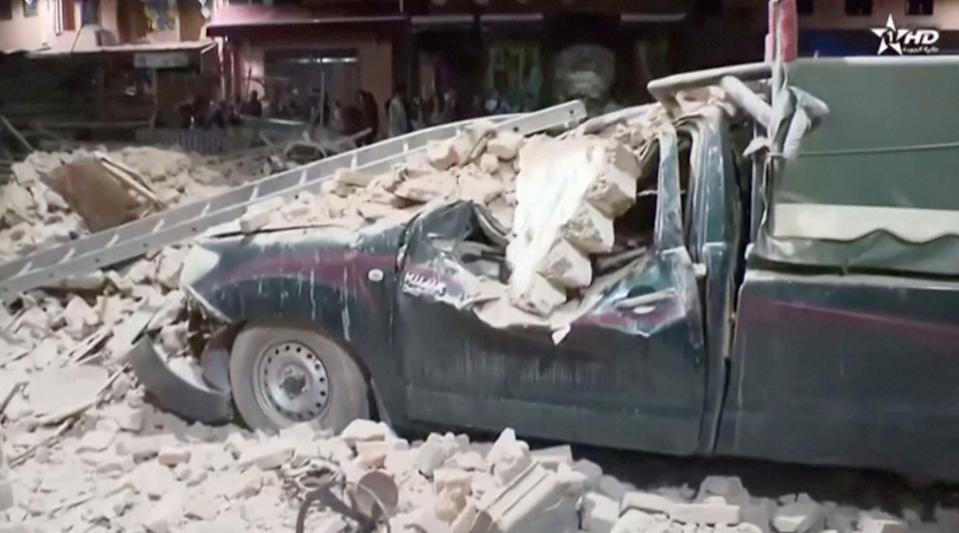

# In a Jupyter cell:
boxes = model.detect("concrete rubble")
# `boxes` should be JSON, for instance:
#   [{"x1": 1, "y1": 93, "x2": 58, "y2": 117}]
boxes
[
  {"x1": 0, "y1": 116, "x2": 955, "y2": 533},
  {"x1": 0, "y1": 146, "x2": 263, "y2": 265}
]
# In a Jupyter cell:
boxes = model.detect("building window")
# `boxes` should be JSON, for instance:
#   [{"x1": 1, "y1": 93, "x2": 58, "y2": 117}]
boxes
[
  {"x1": 906, "y1": 0, "x2": 934, "y2": 15},
  {"x1": 23, "y1": 0, "x2": 38, "y2": 17},
  {"x1": 0, "y1": 0, "x2": 12, "y2": 21},
  {"x1": 80, "y1": 0, "x2": 99, "y2": 25},
  {"x1": 845, "y1": 0, "x2": 873, "y2": 15},
  {"x1": 798, "y1": 0, "x2": 814, "y2": 14}
]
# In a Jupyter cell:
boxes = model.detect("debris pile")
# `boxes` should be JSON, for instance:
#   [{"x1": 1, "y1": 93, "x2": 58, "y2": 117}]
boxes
[
  {"x1": 230, "y1": 110, "x2": 667, "y2": 335},
  {"x1": 0, "y1": 109, "x2": 956, "y2": 532},
  {"x1": 2, "y1": 399, "x2": 952, "y2": 533},
  {"x1": 0, "y1": 146, "x2": 253, "y2": 264}
]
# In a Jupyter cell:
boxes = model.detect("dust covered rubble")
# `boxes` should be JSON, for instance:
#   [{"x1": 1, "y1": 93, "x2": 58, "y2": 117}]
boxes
[
  {"x1": 0, "y1": 249, "x2": 951, "y2": 532},
  {"x1": 0, "y1": 146, "x2": 246, "y2": 265},
  {"x1": 233, "y1": 109, "x2": 669, "y2": 334},
  {"x1": 1, "y1": 406, "x2": 950, "y2": 533},
  {"x1": 235, "y1": 119, "x2": 522, "y2": 235}
]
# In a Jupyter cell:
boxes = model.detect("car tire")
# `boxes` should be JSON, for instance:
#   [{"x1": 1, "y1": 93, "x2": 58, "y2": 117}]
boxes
[{"x1": 229, "y1": 319, "x2": 369, "y2": 433}]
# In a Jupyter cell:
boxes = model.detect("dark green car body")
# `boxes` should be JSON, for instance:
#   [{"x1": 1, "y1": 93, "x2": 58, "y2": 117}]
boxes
[{"x1": 185, "y1": 57, "x2": 959, "y2": 481}]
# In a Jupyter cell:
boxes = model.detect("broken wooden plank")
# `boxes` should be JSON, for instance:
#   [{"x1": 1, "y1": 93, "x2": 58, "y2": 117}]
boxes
[{"x1": 0, "y1": 115, "x2": 33, "y2": 152}]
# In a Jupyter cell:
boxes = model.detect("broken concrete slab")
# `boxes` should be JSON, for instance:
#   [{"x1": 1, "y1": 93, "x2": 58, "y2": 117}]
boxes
[
  {"x1": 143, "y1": 487, "x2": 185, "y2": 533},
  {"x1": 670, "y1": 496, "x2": 741, "y2": 525},
  {"x1": 562, "y1": 202, "x2": 615, "y2": 255},
  {"x1": 62, "y1": 295, "x2": 99, "y2": 340},
  {"x1": 157, "y1": 446, "x2": 191, "y2": 467},
  {"x1": 238, "y1": 439, "x2": 295, "y2": 470},
  {"x1": 858, "y1": 512, "x2": 908, "y2": 533},
  {"x1": 355, "y1": 441, "x2": 388, "y2": 469},
  {"x1": 506, "y1": 273, "x2": 567, "y2": 317},
  {"x1": 583, "y1": 141, "x2": 640, "y2": 218},
  {"x1": 610, "y1": 510, "x2": 655, "y2": 533},
  {"x1": 488, "y1": 132, "x2": 524, "y2": 161},
  {"x1": 464, "y1": 463, "x2": 577, "y2": 533},
  {"x1": 538, "y1": 239, "x2": 592, "y2": 289},
  {"x1": 582, "y1": 492, "x2": 620, "y2": 533},
  {"x1": 76, "y1": 429, "x2": 117, "y2": 453},
  {"x1": 530, "y1": 445, "x2": 573, "y2": 471},
  {"x1": 621, "y1": 491, "x2": 677, "y2": 515},
  {"x1": 335, "y1": 168, "x2": 375, "y2": 187},
  {"x1": 480, "y1": 153, "x2": 500, "y2": 174},
  {"x1": 341, "y1": 419, "x2": 390, "y2": 444},
  {"x1": 773, "y1": 500, "x2": 824, "y2": 533},
  {"x1": 395, "y1": 172, "x2": 456, "y2": 203},
  {"x1": 27, "y1": 364, "x2": 108, "y2": 416},
  {"x1": 486, "y1": 429, "x2": 534, "y2": 487},
  {"x1": 428, "y1": 141, "x2": 460, "y2": 170}
]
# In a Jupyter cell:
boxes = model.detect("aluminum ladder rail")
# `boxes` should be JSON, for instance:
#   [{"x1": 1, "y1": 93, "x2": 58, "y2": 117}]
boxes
[{"x1": 0, "y1": 101, "x2": 586, "y2": 300}]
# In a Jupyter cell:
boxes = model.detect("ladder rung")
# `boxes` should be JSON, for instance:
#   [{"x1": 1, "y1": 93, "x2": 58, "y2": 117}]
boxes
[{"x1": 0, "y1": 102, "x2": 586, "y2": 301}]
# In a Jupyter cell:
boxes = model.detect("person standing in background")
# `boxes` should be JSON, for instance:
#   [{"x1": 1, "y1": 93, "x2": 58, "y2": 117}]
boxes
[
  {"x1": 357, "y1": 90, "x2": 379, "y2": 144},
  {"x1": 388, "y1": 84, "x2": 410, "y2": 137}
]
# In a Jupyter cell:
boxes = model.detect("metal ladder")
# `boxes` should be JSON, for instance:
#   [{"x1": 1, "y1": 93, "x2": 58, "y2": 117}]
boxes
[{"x1": 0, "y1": 101, "x2": 586, "y2": 300}]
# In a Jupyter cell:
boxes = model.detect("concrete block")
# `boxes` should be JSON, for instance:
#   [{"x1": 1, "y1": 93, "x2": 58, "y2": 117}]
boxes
[
  {"x1": 91, "y1": 450, "x2": 134, "y2": 475},
  {"x1": 698, "y1": 476, "x2": 748, "y2": 503},
  {"x1": 610, "y1": 510, "x2": 655, "y2": 533},
  {"x1": 507, "y1": 272, "x2": 566, "y2": 317},
  {"x1": 320, "y1": 178, "x2": 354, "y2": 197},
  {"x1": 488, "y1": 132, "x2": 523, "y2": 161},
  {"x1": 231, "y1": 469, "x2": 264, "y2": 499},
  {"x1": 530, "y1": 445, "x2": 573, "y2": 471},
  {"x1": 76, "y1": 429, "x2": 117, "y2": 453},
  {"x1": 355, "y1": 441, "x2": 388, "y2": 469},
  {"x1": 582, "y1": 492, "x2": 620, "y2": 533},
  {"x1": 134, "y1": 461, "x2": 179, "y2": 499},
  {"x1": 538, "y1": 239, "x2": 592, "y2": 289},
  {"x1": 597, "y1": 475, "x2": 627, "y2": 502},
  {"x1": 457, "y1": 174, "x2": 504, "y2": 205},
  {"x1": 238, "y1": 209, "x2": 273, "y2": 233},
  {"x1": 741, "y1": 497, "x2": 777, "y2": 533},
  {"x1": 63, "y1": 295, "x2": 99, "y2": 339},
  {"x1": 428, "y1": 141, "x2": 459, "y2": 170},
  {"x1": 858, "y1": 512, "x2": 908, "y2": 533},
  {"x1": 340, "y1": 419, "x2": 389, "y2": 444},
  {"x1": 417, "y1": 433, "x2": 458, "y2": 477},
  {"x1": 572, "y1": 459, "x2": 603, "y2": 489},
  {"x1": 621, "y1": 492, "x2": 676, "y2": 515},
  {"x1": 238, "y1": 438, "x2": 295, "y2": 470},
  {"x1": 435, "y1": 468, "x2": 473, "y2": 496},
  {"x1": 465, "y1": 464, "x2": 577, "y2": 533},
  {"x1": 554, "y1": 463, "x2": 588, "y2": 496},
  {"x1": 773, "y1": 500, "x2": 824, "y2": 533},
  {"x1": 670, "y1": 496, "x2": 741, "y2": 525},
  {"x1": 562, "y1": 203, "x2": 615, "y2": 255},
  {"x1": 185, "y1": 492, "x2": 219, "y2": 521},
  {"x1": 448, "y1": 451, "x2": 486, "y2": 472},
  {"x1": 480, "y1": 153, "x2": 500, "y2": 174},
  {"x1": 395, "y1": 172, "x2": 456, "y2": 203},
  {"x1": 143, "y1": 488, "x2": 185, "y2": 533},
  {"x1": 157, "y1": 446, "x2": 191, "y2": 467},
  {"x1": 450, "y1": 133, "x2": 479, "y2": 165},
  {"x1": 486, "y1": 429, "x2": 533, "y2": 487},
  {"x1": 118, "y1": 434, "x2": 176, "y2": 461},
  {"x1": 335, "y1": 167, "x2": 375, "y2": 187},
  {"x1": 584, "y1": 141, "x2": 640, "y2": 218}
]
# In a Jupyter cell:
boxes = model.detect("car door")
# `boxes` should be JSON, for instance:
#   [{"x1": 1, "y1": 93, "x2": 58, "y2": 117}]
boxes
[{"x1": 396, "y1": 129, "x2": 709, "y2": 455}]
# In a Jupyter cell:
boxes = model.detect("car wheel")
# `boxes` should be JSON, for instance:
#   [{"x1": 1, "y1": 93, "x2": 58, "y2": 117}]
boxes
[{"x1": 229, "y1": 319, "x2": 369, "y2": 433}]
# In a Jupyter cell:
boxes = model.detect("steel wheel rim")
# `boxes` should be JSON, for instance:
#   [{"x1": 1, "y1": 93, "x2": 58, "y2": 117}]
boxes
[{"x1": 253, "y1": 340, "x2": 331, "y2": 423}]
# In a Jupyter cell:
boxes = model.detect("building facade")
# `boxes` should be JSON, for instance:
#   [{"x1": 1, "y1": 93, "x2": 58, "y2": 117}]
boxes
[{"x1": 0, "y1": 0, "x2": 207, "y2": 52}]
